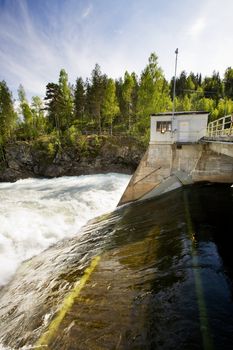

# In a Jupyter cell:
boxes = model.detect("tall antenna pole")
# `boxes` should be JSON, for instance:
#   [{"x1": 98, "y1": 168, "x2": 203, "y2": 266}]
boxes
[{"x1": 172, "y1": 48, "x2": 178, "y2": 130}]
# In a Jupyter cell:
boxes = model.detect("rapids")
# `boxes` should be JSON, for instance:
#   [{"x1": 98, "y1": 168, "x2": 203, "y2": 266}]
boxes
[{"x1": 0, "y1": 174, "x2": 130, "y2": 286}]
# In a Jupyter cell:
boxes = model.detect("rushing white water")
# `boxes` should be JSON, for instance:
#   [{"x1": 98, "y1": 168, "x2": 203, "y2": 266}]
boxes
[{"x1": 0, "y1": 173, "x2": 130, "y2": 287}]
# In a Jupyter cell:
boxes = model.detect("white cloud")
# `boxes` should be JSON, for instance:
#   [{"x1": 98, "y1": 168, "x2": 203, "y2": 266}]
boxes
[
  {"x1": 189, "y1": 17, "x2": 206, "y2": 39},
  {"x1": 1, "y1": 0, "x2": 233, "y2": 101},
  {"x1": 82, "y1": 4, "x2": 93, "y2": 19},
  {"x1": 0, "y1": 0, "x2": 95, "y2": 98}
]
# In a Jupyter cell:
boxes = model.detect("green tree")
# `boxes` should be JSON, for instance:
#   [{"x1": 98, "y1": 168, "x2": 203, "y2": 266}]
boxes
[
  {"x1": 0, "y1": 81, "x2": 17, "y2": 143},
  {"x1": 190, "y1": 86, "x2": 204, "y2": 110},
  {"x1": 170, "y1": 71, "x2": 198, "y2": 99},
  {"x1": 31, "y1": 96, "x2": 46, "y2": 135},
  {"x1": 89, "y1": 64, "x2": 107, "y2": 133},
  {"x1": 196, "y1": 97, "x2": 215, "y2": 119},
  {"x1": 186, "y1": 76, "x2": 195, "y2": 95},
  {"x1": 216, "y1": 98, "x2": 233, "y2": 118},
  {"x1": 202, "y1": 71, "x2": 223, "y2": 102},
  {"x1": 58, "y1": 69, "x2": 74, "y2": 128},
  {"x1": 18, "y1": 84, "x2": 33, "y2": 126},
  {"x1": 122, "y1": 72, "x2": 135, "y2": 131},
  {"x1": 0, "y1": 81, "x2": 17, "y2": 160},
  {"x1": 224, "y1": 67, "x2": 233, "y2": 99},
  {"x1": 44, "y1": 69, "x2": 73, "y2": 133},
  {"x1": 115, "y1": 77, "x2": 125, "y2": 131},
  {"x1": 137, "y1": 53, "x2": 171, "y2": 131},
  {"x1": 102, "y1": 78, "x2": 119, "y2": 135},
  {"x1": 44, "y1": 82, "x2": 62, "y2": 131},
  {"x1": 189, "y1": 72, "x2": 202, "y2": 89},
  {"x1": 175, "y1": 71, "x2": 188, "y2": 98},
  {"x1": 74, "y1": 77, "x2": 86, "y2": 130},
  {"x1": 17, "y1": 84, "x2": 41, "y2": 139},
  {"x1": 176, "y1": 95, "x2": 192, "y2": 111}
]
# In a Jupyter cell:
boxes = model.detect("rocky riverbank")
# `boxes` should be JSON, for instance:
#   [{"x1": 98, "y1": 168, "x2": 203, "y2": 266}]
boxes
[{"x1": 0, "y1": 135, "x2": 145, "y2": 182}]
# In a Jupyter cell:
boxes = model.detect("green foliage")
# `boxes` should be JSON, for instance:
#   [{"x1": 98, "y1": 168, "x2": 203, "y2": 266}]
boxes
[
  {"x1": 217, "y1": 98, "x2": 233, "y2": 117},
  {"x1": 47, "y1": 142, "x2": 55, "y2": 157},
  {"x1": 1, "y1": 52, "x2": 233, "y2": 151},
  {"x1": 102, "y1": 78, "x2": 119, "y2": 135},
  {"x1": 63, "y1": 125, "x2": 81, "y2": 146},
  {"x1": 74, "y1": 77, "x2": 85, "y2": 129},
  {"x1": 32, "y1": 131, "x2": 61, "y2": 160},
  {"x1": 44, "y1": 69, "x2": 73, "y2": 133},
  {"x1": 176, "y1": 95, "x2": 192, "y2": 111},
  {"x1": 88, "y1": 64, "x2": 107, "y2": 133},
  {"x1": 0, "y1": 80, "x2": 17, "y2": 146},
  {"x1": 31, "y1": 96, "x2": 47, "y2": 135},
  {"x1": 58, "y1": 69, "x2": 74, "y2": 126},
  {"x1": 77, "y1": 134, "x2": 88, "y2": 155},
  {"x1": 17, "y1": 84, "x2": 36, "y2": 139},
  {"x1": 121, "y1": 72, "x2": 136, "y2": 131},
  {"x1": 202, "y1": 71, "x2": 223, "y2": 101},
  {"x1": 44, "y1": 82, "x2": 62, "y2": 131},
  {"x1": 137, "y1": 53, "x2": 172, "y2": 132},
  {"x1": 224, "y1": 67, "x2": 233, "y2": 99}
]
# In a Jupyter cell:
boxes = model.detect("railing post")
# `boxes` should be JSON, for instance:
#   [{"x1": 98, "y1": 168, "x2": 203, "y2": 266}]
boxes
[
  {"x1": 222, "y1": 116, "x2": 225, "y2": 135},
  {"x1": 207, "y1": 124, "x2": 210, "y2": 137},
  {"x1": 216, "y1": 119, "x2": 220, "y2": 136},
  {"x1": 211, "y1": 122, "x2": 213, "y2": 137},
  {"x1": 211, "y1": 122, "x2": 214, "y2": 137}
]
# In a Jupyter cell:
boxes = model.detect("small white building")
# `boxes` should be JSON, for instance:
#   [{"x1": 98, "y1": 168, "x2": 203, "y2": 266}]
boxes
[{"x1": 150, "y1": 111, "x2": 209, "y2": 144}]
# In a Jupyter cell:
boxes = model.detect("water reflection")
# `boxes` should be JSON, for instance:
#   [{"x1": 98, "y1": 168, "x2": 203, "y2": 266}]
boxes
[{"x1": 0, "y1": 185, "x2": 232, "y2": 350}]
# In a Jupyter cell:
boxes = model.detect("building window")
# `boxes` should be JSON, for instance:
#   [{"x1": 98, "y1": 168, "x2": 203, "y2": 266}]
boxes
[{"x1": 156, "y1": 121, "x2": 172, "y2": 133}]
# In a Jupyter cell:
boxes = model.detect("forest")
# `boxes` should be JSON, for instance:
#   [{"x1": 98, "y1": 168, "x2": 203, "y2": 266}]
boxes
[{"x1": 1, "y1": 52, "x2": 233, "y2": 155}]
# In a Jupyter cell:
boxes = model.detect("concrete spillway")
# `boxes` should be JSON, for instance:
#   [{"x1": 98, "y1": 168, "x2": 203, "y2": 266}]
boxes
[{"x1": 118, "y1": 141, "x2": 233, "y2": 206}]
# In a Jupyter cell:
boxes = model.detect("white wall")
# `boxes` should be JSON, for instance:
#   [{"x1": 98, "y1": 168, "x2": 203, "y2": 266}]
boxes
[
  {"x1": 176, "y1": 114, "x2": 208, "y2": 142},
  {"x1": 150, "y1": 113, "x2": 208, "y2": 144}
]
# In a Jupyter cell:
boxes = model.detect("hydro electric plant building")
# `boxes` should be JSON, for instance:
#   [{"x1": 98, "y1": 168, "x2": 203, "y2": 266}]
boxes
[
  {"x1": 150, "y1": 111, "x2": 208, "y2": 144},
  {"x1": 118, "y1": 111, "x2": 233, "y2": 205}
]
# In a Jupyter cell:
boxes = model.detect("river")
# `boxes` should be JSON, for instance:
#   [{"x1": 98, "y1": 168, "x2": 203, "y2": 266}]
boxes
[
  {"x1": 0, "y1": 176, "x2": 233, "y2": 350},
  {"x1": 0, "y1": 174, "x2": 130, "y2": 287}
]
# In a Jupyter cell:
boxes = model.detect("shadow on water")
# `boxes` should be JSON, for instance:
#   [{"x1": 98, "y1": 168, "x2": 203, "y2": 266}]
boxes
[{"x1": 0, "y1": 184, "x2": 232, "y2": 349}]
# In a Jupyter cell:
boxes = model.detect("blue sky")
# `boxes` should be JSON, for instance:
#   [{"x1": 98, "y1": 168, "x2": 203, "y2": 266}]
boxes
[{"x1": 0, "y1": 0, "x2": 233, "y2": 100}]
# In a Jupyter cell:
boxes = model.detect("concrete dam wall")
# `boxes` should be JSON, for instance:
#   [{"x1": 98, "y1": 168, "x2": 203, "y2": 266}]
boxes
[{"x1": 118, "y1": 142, "x2": 233, "y2": 206}]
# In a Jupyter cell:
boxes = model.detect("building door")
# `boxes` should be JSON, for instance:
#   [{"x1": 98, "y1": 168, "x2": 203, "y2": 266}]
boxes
[{"x1": 178, "y1": 121, "x2": 189, "y2": 142}]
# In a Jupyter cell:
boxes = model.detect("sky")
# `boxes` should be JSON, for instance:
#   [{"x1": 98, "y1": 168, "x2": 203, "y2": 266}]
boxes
[{"x1": 0, "y1": 0, "x2": 233, "y2": 100}]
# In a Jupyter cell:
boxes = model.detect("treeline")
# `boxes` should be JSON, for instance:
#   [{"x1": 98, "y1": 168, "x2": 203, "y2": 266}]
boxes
[{"x1": 1, "y1": 52, "x2": 233, "y2": 150}]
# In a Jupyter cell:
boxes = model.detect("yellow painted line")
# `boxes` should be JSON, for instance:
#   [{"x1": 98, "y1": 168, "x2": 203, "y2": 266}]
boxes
[
  {"x1": 183, "y1": 192, "x2": 214, "y2": 350},
  {"x1": 35, "y1": 255, "x2": 101, "y2": 348}
]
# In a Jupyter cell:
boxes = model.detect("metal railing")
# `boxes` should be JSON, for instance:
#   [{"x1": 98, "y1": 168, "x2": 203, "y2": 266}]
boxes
[{"x1": 207, "y1": 115, "x2": 233, "y2": 138}]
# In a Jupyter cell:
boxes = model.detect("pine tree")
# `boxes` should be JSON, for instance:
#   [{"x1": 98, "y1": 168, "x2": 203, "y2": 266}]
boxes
[
  {"x1": 122, "y1": 72, "x2": 135, "y2": 131},
  {"x1": 224, "y1": 67, "x2": 233, "y2": 99},
  {"x1": 0, "y1": 81, "x2": 17, "y2": 159},
  {"x1": 44, "y1": 69, "x2": 74, "y2": 133},
  {"x1": 89, "y1": 64, "x2": 107, "y2": 134},
  {"x1": 102, "y1": 79, "x2": 119, "y2": 135},
  {"x1": 202, "y1": 71, "x2": 223, "y2": 102},
  {"x1": 44, "y1": 82, "x2": 62, "y2": 131},
  {"x1": 74, "y1": 77, "x2": 86, "y2": 130}
]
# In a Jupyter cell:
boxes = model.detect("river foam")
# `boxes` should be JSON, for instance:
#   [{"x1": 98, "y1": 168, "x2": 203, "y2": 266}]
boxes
[{"x1": 0, "y1": 173, "x2": 130, "y2": 287}]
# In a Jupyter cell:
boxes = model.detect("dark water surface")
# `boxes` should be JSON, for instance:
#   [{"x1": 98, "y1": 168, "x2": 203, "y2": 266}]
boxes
[{"x1": 0, "y1": 184, "x2": 233, "y2": 350}]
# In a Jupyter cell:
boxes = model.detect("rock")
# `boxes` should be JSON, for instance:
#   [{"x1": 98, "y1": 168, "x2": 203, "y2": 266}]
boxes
[
  {"x1": 8, "y1": 160, "x2": 21, "y2": 170},
  {"x1": 0, "y1": 136, "x2": 146, "y2": 182}
]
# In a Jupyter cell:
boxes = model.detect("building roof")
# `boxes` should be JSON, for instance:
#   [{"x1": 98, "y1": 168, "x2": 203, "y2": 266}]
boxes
[{"x1": 150, "y1": 111, "x2": 209, "y2": 117}]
